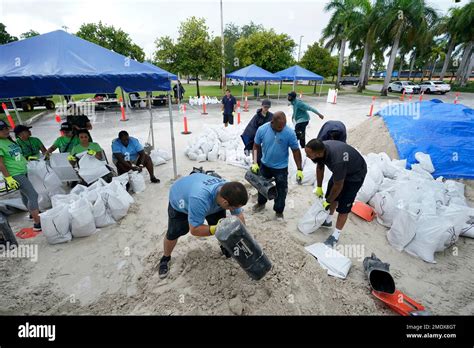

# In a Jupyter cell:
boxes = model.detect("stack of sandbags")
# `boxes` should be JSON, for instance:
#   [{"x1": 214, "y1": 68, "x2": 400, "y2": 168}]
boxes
[
  {"x1": 27, "y1": 160, "x2": 65, "y2": 211},
  {"x1": 150, "y1": 148, "x2": 172, "y2": 166},
  {"x1": 361, "y1": 152, "x2": 474, "y2": 263},
  {"x1": 184, "y1": 125, "x2": 252, "y2": 168}
]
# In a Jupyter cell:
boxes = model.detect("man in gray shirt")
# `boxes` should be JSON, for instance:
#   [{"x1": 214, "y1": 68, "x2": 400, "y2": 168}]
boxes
[{"x1": 305, "y1": 139, "x2": 367, "y2": 247}]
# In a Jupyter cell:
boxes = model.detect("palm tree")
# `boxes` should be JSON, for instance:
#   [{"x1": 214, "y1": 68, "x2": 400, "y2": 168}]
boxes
[
  {"x1": 378, "y1": 0, "x2": 438, "y2": 96},
  {"x1": 436, "y1": 8, "x2": 462, "y2": 80},
  {"x1": 453, "y1": 2, "x2": 474, "y2": 86},
  {"x1": 322, "y1": 0, "x2": 364, "y2": 89}
]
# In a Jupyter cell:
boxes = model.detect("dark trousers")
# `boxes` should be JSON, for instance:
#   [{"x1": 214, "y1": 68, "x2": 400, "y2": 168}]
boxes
[
  {"x1": 257, "y1": 163, "x2": 288, "y2": 214},
  {"x1": 295, "y1": 121, "x2": 309, "y2": 148}
]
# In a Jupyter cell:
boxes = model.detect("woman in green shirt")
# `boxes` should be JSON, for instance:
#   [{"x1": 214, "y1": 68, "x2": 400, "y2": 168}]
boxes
[
  {"x1": 13, "y1": 125, "x2": 47, "y2": 160},
  {"x1": 0, "y1": 120, "x2": 41, "y2": 231},
  {"x1": 46, "y1": 122, "x2": 80, "y2": 155},
  {"x1": 68, "y1": 129, "x2": 103, "y2": 164}
]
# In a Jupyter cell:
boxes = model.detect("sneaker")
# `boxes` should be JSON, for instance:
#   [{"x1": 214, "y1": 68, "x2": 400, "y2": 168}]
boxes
[
  {"x1": 33, "y1": 223, "x2": 42, "y2": 232},
  {"x1": 252, "y1": 203, "x2": 266, "y2": 213},
  {"x1": 321, "y1": 220, "x2": 333, "y2": 228},
  {"x1": 151, "y1": 176, "x2": 160, "y2": 184},
  {"x1": 275, "y1": 212, "x2": 284, "y2": 221},
  {"x1": 158, "y1": 256, "x2": 171, "y2": 279},
  {"x1": 324, "y1": 235, "x2": 338, "y2": 248},
  {"x1": 220, "y1": 245, "x2": 232, "y2": 258}
]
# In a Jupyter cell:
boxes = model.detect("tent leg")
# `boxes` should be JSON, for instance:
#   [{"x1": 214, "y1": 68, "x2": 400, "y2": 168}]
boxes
[
  {"x1": 167, "y1": 91, "x2": 178, "y2": 179},
  {"x1": 10, "y1": 98, "x2": 23, "y2": 125},
  {"x1": 148, "y1": 95, "x2": 155, "y2": 150},
  {"x1": 319, "y1": 80, "x2": 323, "y2": 97},
  {"x1": 278, "y1": 83, "x2": 281, "y2": 103},
  {"x1": 241, "y1": 83, "x2": 244, "y2": 105},
  {"x1": 292, "y1": 80, "x2": 295, "y2": 92}
]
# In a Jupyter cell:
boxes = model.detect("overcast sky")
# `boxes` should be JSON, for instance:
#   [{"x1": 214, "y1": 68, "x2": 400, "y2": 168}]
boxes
[{"x1": 0, "y1": 0, "x2": 463, "y2": 60}]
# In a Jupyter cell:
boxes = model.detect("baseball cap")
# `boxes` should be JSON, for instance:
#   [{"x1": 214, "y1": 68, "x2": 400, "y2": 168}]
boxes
[
  {"x1": 0, "y1": 120, "x2": 9, "y2": 129},
  {"x1": 261, "y1": 99, "x2": 271, "y2": 107},
  {"x1": 13, "y1": 125, "x2": 32, "y2": 135},
  {"x1": 60, "y1": 122, "x2": 72, "y2": 132}
]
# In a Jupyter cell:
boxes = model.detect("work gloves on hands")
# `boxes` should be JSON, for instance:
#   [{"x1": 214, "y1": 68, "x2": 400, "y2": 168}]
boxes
[
  {"x1": 5, "y1": 176, "x2": 20, "y2": 190},
  {"x1": 27, "y1": 156, "x2": 38, "y2": 161},
  {"x1": 209, "y1": 219, "x2": 224, "y2": 235},
  {"x1": 251, "y1": 163, "x2": 260, "y2": 174},
  {"x1": 296, "y1": 170, "x2": 304, "y2": 183},
  {"x1": 315, "y1": 186, "x2": 324, "y2": 198},
  {"x1": 323, "y1": 200, "x2": 331, "y2": 211},
  {"x1": 67, "y1": 154, "x2": 76, "y2": 162},
  {"x1": 87, "y1": 149, "x2": 97, "y2": 156}
]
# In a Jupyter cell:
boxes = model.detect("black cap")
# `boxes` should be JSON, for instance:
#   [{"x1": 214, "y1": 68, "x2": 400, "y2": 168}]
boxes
[
  {"x1": 0, "y1": 120, "x2": 9, "y2": 129},
  {"x1": 13, "y1": 125, "x2": 32, "y2": 135},
  {"x1": 261, "y1": 99, "x2": 271, "y2": 107},
  {"x1": 288, "y1": 91, "x2": 297, "y2": 100},
  {"x1": 60, "y1": 122, "x2": 72, "y2": 131}
]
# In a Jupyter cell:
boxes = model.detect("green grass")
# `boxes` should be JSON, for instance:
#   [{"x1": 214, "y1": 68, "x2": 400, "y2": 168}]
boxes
[
  {"x1": 3, "y1": 109, "x2": 47, "y2": 125},
  {"x1": 451, "y1": 82, "x2": 474, "y2": 93}
]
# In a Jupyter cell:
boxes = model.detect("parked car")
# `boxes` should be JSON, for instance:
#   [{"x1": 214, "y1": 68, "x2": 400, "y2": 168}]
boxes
[
  {"x1": 387, "y1": 81, "x2": 421, "y2": 94},
  {"x1": 340, "y1": 76, "x2": 359, "y2": 86},
  {"x1": 419, "y1": 81, "x2": 451, "y2": 94},
  {"x1": 0, "y1": 96, "x2": 55, "y2": 112},
  {"x1": 229, "y1": 78, "x2": 242, "y2": 86}
]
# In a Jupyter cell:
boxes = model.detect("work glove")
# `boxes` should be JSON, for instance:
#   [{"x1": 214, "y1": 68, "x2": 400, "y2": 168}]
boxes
[
  {"x1": 209, "y1": 218, "x2": 224, "y2": 235},
  {"x1": 251, "y1": 163, "x2": 260, "y2": 174},
  {"x1": 323, "y1": 200, "x2": 331, "y2": 211},
  {"x1": 232, "y1": 111, "x2": 236, "y2": 117},
  {"x1": 67, "y1": 154, "x2": 76, "y2": 162},
  {"x1": 296, "y1": 170, "x2": 304, "y2": 183},
  {"x1": 315, "y1": 186, "x2": 324, "y2": 198},
  {"x1": 27, "y1": 156, "x2": 38, "y2": 161},
  {"x1": 44, "y1": 153, "x2": 50, "y2": 160},
  {"x1": 5, "y1": 176, "x2": 20, "y2": 190},
  {"x1": 87, "y1": 149, "x2": 97, "y2": 156}
]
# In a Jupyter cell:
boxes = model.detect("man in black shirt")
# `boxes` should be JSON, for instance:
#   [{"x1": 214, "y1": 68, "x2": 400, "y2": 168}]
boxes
[
  {"x1": 305, "y1": 139, "x2": 367, "y2": 247},
  {"x1": 66, "y1": 104, "x2": 92, "y2": 136}
]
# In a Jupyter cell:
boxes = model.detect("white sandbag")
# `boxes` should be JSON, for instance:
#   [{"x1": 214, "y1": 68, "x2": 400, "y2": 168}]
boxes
[
  {"x1": 404, "y1": 215, "x2": 455, "y2": 263},
  {"x1": 70, "y1": 184, "x2": 88, "y2": 196},
  {"x1": 129, "y1": 171, "x2": 146, "y2": 193},
  {"x1": 410, "y1": 164, "x2": 434, "y2": 180},
  {"x1": 38, "y1": 193, "x2": 52, "y2": 212},
  {"x1": 460, "y1": 217, "x2": 474, "y2": 238},
  {"x1": 51, "y1": 194, "x2": 80, "y2": 208},
  {"x1": 69, "y1": 198, "x2": 96, "y2": 238},
  {"x1": 197, "y1": 153, "x2": 207, "y2": 162},
  {"x1": 387, "y1": 207, "x2": 418, "y2": 252},
  {"x1": 368, "y1": 163, "x2": 384, "y2": 185},
  {"x1": 369, "y1": 191, "x2": 397, "y2": 227},
  {"x1": 39, "y1": 204, "x2": 72, "y2": 245},
  {"x1": 78, "y1": 155, "x2": 110, "y2": 185},
  {"x1": 87, "y1": 178, "x2": 106, "y2": 191},
  {"x1": 108, "y1": 181, "x2": 134, "y2": 205},
  {"x1": 355, "y1": 175, "x2": 377, "y2": 203},
  {"x1": 297, "y1": 199, "x2": 329, "y2": 235},
  {"x1": 439, "y1": 204, "x2": 474, "y2": 237},
  {"x1": 85, "y1": 189, "x2": 99, "y2": 204},
  {"x1": 93, "y1": 197, "x2": 116, "y2": 227},
  {"x1": 102, "y1": 190, "x2": 129, "y2": 221},
  {"x1": 27, "y1": 160, "x2": 64, "y2": 210},
  {"x1": 155, "y1": 149, "x2": 172, "y2": 161},
  {"x1": 445, "y1": 180, "x2": 466, "y2": 206},
  {"x1": 414, "y1": 152, "x2": 435, "y2": 173},
  {"x1": 150, "y1": 152, "x2": 166, "y2": 166},
  {"x1": 305, "y1": 242, "x2": 352, "y2": 279}
]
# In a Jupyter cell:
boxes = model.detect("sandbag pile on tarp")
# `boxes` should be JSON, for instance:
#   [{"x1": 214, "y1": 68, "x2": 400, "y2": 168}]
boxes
[
  {"x1": 377, "y1": 100, "x2": 474, "y2": 179},
  {"x1": 42, "y1": 174, "x2": 135, "y2": 244},
  {"x1": 184, "y1": 124, "x2": 252, "y2": 168},
  {"x1": 360, "y1": 152, "x2": 474, "y2": 263}
]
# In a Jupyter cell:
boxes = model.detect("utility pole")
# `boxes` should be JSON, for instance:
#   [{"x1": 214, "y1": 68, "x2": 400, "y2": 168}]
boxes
[
  {"x1": 220, "y1": 0, "x2": 226, "y2": 91},
  {"x1": 62, "y1": 25, "x2": 69, "y2": 33},
  {"x1": 298, "y1": 35, "x2": 304, "y2": 62}
]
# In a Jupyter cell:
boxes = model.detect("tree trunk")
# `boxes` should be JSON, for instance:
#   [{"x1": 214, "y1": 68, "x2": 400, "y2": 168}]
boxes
[
  {"x1": 196, "y1": 78, "x2": 200, "y2": 98},
  {"x1": 449, "y1": 70, "x2": 455, "y2": 84},
  {"x1": 381, "y1": 27, "x2": 402, "y2": 96},
  {"x1": 460, "y1": 52, "x2": 473, "y2": 87},
  {"x1": 398, "y1": 54, "x2": 404, "y2": 80},
  {"x1": 357, "y1": 38, "x2": 370, "y2": 93},
  {"x1": 264, "y1": 81, "x2": 267, "y2": 96},
  {"x1": 408, "y1": 50, "x2": 416, "y2": 81},
  {"x1": 429, "y1": 58, "x2": 437, "y2": 80},
  {"x1": 455, "y1": 41, "x2": 473, "y2": 83},
  {"x1": 364, "y1": 53, "x2": 372, "y2": 87},
  {"x1": 336, "y1": 38, "x2": 347, "y2": 89},
  {"x1": 440, "y1": 37, "x2": 455, "y2": 80}
]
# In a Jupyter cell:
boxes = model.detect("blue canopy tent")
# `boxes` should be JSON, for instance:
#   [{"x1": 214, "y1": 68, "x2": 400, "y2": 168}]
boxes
[
  {"x1": 0, "y1": 30, "x2": 178, "y2": 177},
  {"x1": 274, "y1": 65, "x2": 324, "y2": 97},
  {"x1": 226, "y1": 64, "x2": 281, "y2": 103}
]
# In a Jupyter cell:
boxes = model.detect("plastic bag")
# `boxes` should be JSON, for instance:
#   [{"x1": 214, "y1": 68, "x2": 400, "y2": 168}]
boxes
[
  {"x1": 297, "y1": 199, "x2": 329, "y2": 235},
  {"x1": 355, "y1": 175, "x2": 377, "y2": 203},
  {"x1": 129, "y1": 171, "x2": 146, "y2": 193},
  {"x1": 93, "y1": 197, "x2": 116, "y2": 227},
  {"x1": 386, "y1": 207, "x2": 417, "y2": 252},
  {"x1": 78, "y1": 155, "x2": 110, "y2": 185},
  {"x1": 112, "y1": 173, "x2": 129, "y2": 188},
  {"x1": 102, "y1": 191, "x2": 129, "y2": 221},
  {"x1": 69, "y1": 198, "x2": 96, "y2": 238},
  {"x1": 414, "y1": 152, "x2": 435, "y2": 173},
  {"x1": 27, "y1": 160, "x2": 64, "y2": 210},
  {"x1": 40, "y1": 204, "x2": 72, "y2": 245},
  {"x1": 156, "y1": 149, "x2": 172, "y2": 161},
  {"x1": 51, "y1": 194, "x2": 80, "y2": 208},
  {"x1": 369, "y1": 191, "x2": 397, "y2": 227}
]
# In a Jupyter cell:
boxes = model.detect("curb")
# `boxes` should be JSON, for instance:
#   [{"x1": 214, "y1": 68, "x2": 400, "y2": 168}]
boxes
[{"x1": 23, "y1": 110, "x2": 51, "y2": 125}]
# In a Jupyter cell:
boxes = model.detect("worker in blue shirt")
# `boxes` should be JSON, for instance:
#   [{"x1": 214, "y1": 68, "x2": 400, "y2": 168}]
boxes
[
  {"x1": 251, "y1": 111, "x2": 303, "y2": 220},
  {"x1": 158, "y1": 173, "x2": 249, "y2": 279},
  {"x1": 288, "y1": 91, "x2": 325, "y2": 148},
  {"x1": 221, "y1": 89, "x2": 237, "y2": 127}
]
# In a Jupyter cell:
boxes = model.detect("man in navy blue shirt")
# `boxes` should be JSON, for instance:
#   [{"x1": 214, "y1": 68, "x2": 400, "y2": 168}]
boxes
[
  {"x1": 221, "y1": 89, "x2": 237, "y2": 127},
  {"x1": 158, "y1": 173, "x2": 249, "y2": 279},
  {"x1": 251, "y1": 111, "x2": 303, "y2": 220}
]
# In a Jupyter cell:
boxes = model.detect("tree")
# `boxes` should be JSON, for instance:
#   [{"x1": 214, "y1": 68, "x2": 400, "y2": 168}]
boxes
[
  {"x1": 378, "y1": 0, "x2": 438, "y2": 96},
  {"x1": 453, "y1": 2, "x2": 474, "y2": 86},
  {"x1": 0, "y1": 23, "x2": 18, "y2": 44},
  {"x1": 76, "y1": 22, "x2": 145, "y2": 62},
  {"x1": 153, "y1": 36, "x2": 178, "y2": 73},
  {"x1": 234, "y1": 29, "x2": 296, "y2": 72},
  {"x1": 322, "y1": 0, "x2": 364, "y2": 89},
  {"x1": 240, "y1": 22, "x2": 264, "y2": 38},
  {"x1": 300, "y1": 42, "x2": 338, "y2": 80},
  {"x1": 20, "y1": 30, "x2": 40, "y2": 39}
]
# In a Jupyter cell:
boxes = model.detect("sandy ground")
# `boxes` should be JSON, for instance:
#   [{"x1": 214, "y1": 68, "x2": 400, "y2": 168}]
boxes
[{"x1": 1, "y1": 93, "x2": 473, "y2": 315}]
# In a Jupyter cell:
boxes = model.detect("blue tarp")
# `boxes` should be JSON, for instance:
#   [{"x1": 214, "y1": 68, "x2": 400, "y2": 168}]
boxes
[
  {"x1": 274, "y1": 65, "x2": 324, "y2": 81},
  {"x1": 226, "y1": 64, "x2": 281, "y2": 81},
  {"x1": 0, "y1": 30, "x2": 176, "y2": 98},
  {"x1": 376, "y1": 100, "x2": 474, "y2": 179}
]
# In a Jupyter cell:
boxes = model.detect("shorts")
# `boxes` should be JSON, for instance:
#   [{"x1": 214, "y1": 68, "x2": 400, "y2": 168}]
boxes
[
  {"x1": 223, "y1": 113, "x2": 234, "y2": 125},
  {"x1": 166, "y1": 203, "x2": 226, "y2": 240},
  {"x1": 325, "y1": 176, "x2": 364, "y2": 214}
]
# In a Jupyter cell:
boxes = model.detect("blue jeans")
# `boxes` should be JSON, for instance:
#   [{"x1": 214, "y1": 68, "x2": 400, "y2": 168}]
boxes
[{"x1": 257, "y1": 163, "x2": 288, "y2": 214}]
